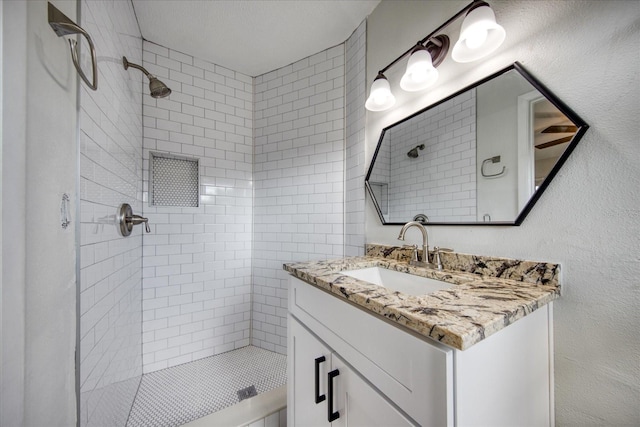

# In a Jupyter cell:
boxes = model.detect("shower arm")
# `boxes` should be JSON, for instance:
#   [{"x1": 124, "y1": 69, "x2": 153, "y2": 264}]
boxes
[{"x1": 123, "y1": 58, "x2": 154, "y2": 79}]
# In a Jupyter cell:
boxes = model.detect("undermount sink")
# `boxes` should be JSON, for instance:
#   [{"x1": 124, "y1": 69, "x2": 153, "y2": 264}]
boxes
[{"x1": 341, "y1": 267, "x2": 454, "y2": 296}]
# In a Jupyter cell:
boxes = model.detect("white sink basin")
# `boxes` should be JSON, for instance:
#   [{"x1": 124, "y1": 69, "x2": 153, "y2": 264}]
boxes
[{"x1": 341, "y1": 267, "x2": 454, "y2": 296}]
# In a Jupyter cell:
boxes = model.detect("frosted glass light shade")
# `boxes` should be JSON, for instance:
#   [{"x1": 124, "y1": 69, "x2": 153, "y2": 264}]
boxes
[
  {"x1": 365, "y1": 75, "x2": 396, "y2": 111},
  {"x1": 452, "y1": 5, "x2": 506, "y2": 63},
  {"x1": 400, "y1": 47, "x2": 439, "y2": 92}
]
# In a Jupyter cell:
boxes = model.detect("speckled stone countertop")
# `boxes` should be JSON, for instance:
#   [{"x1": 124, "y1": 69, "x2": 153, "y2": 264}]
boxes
[{"x1": 283, "y1": 244, "x2": 560, "y2": 351}]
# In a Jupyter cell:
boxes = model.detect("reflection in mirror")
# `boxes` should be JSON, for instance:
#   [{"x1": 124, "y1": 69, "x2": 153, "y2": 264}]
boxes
[{"x1": 366, "y1": 62, "x2": 588, "y2": 225}]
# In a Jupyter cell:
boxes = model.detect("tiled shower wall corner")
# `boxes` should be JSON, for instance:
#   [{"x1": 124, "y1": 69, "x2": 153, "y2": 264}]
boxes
[
  {"x1": 386, "y1": 89, "x2": 477, "y2": 222},
  {"x1": 78, "y1": 1, "x2": 143, "y2": 425},
  {"x1": 141, "y1": 42, "x2": 254, "y2": 373},
  {"x1": 252, "y1": 46, "x2": 346, "y2": 353},
  {"x1": 345, "y1": 21, "x2": 367, "y2": 257}
]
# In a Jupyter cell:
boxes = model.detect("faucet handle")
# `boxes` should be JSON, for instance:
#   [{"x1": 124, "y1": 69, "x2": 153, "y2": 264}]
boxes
[
  {"x1": 432, "y1": 247, "x2": 453, "y2": 271},
  {"x1": 402, "y1": 244, "x2": 419, "y2": 262}
]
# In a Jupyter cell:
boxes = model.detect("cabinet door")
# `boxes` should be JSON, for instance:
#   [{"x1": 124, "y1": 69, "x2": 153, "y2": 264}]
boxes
[
  {"x1": 331, "y1": 355, "x2": 417, "y2": 427},
  {"x1": 290, "y1": 276, "x2": 453, "y2": 426},
  {"x1": 289, "y1": 315, "x2": 332, "y2": 427}
]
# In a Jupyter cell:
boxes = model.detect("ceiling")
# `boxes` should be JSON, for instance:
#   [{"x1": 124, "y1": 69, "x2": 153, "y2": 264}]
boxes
[{"x1": 132, "y1": 0, "x2": 380, "y2": 77}]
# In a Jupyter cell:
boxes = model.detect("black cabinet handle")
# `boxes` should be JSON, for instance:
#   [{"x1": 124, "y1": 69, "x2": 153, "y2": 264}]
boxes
[
  {"x1": 314, "y1": 356, "x2": 326, "y2": 404},
  {"x1": 328, "y1": 369, "x2": 340, "y2": 422}
]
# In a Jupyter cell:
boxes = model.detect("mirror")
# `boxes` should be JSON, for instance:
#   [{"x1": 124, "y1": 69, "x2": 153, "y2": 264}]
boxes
[{"x1": 366, "y1": 62, "x2": 589, "y2": 225}]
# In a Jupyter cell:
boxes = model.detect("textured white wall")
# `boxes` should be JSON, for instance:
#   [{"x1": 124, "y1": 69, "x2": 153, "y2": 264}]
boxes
[
  {"x1": 365, "y1": 0, "x2": 639, "y2": 424},
  {"x1": 2, "y1": 0, "x2": 78, "y2": 425},
  {"x1": 141, "y1": 42, "x2": 253, "y2": 373},
  {"x1": 2, "y1": 2, "x2": 27, "y2": 424}
]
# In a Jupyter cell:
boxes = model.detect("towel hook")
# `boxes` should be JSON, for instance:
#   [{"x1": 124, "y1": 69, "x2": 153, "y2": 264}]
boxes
[{"x1": 48, "y1": 2, "x2": 98, "y2": 91}]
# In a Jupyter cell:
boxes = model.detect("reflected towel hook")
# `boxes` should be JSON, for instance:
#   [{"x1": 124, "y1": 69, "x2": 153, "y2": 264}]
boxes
[
  {"x1": 481, "y1": 155, "x2": 506, "y2": 178},
  {"x1": 48, "y1": 2, "x2": 98, "y2": 90}
]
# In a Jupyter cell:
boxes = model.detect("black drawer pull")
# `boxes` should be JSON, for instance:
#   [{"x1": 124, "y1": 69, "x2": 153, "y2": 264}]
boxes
[
  {"x1": 328, "y1": 369, "x2": 340, "y2": 422},
  {"x1": 314, "y1": 356, "x2": 326, "y2": 403}
]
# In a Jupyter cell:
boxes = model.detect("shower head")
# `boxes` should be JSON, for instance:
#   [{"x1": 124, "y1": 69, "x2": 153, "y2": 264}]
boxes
[
  {"x1": 148, "y1": 77, "x2": 172, "y2": 98},
  {"x1": 123, "y1": 56, "x2": 172, "y2": 98},
  {"x1": 407, "y1": 144, "x2": 425, "y2": 158}
]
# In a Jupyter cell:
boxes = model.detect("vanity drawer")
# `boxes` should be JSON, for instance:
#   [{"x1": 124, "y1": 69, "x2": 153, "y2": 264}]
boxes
[{"x1": 289, "y1": 276, "x2": 453, "y2": 427}]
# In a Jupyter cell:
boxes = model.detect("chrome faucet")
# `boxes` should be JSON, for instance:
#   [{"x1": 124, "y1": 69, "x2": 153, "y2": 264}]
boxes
[{"x1": 397, "y1": 221, "x2": 434, "y2": 268}]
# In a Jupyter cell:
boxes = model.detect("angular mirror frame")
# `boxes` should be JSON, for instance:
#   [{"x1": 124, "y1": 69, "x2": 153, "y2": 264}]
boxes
[{"x1": 365, "y1": 62, "x2": 589, "y2": 226}]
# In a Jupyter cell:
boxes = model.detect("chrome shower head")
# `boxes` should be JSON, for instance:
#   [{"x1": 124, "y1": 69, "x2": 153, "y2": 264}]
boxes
[
  {"x1": 407, "y1": 144, "x2": 425, "y2": 158},
  {"x1": 123, "y1": 56, "x2": 172, "y2": 98},
  {"x1": 148, "y1": 77, "x2": 172, "y2": 98}
]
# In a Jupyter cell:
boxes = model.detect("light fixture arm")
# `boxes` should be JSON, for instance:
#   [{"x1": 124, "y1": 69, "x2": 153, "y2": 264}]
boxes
[{"x1": 376, "y1": 0, "x2": 488, "y2": 76}]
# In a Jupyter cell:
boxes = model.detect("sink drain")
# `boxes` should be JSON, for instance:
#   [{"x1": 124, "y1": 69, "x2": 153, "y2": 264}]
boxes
[{"x1": 237, "y1": 385, "x2": 258, "y2": 401}]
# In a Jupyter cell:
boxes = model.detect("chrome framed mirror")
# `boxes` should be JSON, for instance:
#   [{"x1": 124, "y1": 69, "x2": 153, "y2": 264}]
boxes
[{"x1": 365, "y1": 62, "x2": 589, "y2": 226}]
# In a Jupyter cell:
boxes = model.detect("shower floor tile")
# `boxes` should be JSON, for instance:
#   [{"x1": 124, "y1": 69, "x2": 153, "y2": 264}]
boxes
[{"x1": 126, "y1": 346, "x2": 287, "y2": 427}]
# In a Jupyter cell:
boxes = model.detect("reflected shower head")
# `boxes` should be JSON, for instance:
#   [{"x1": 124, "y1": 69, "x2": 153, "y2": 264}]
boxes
[
  {"x1": 407, "y1": 144, "x2": 425, "y2": 158},
  {"x1": 123, "y1": 56, "x2": 172, "y2": 98}
]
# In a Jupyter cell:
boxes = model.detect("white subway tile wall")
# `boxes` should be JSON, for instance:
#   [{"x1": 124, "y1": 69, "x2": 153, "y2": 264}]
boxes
[
  {"x1": 381, "y1": 89, "x2": 477, "y2": 222},
  {"x1": 253, "y1": 46, "x2": 346, "y2": 353},
  {"x1": 141, "y1": 42, "x2": 254, "y2": 373},
  {"x1": 78, "y1": 1, "x2": 143, "y2": 425},
  {"x1": 345, "y1": 21, "x2": 367, "y2": 256}
]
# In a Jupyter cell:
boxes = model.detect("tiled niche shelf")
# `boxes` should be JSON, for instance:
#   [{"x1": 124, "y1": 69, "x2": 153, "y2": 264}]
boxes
[{"x1": 150, "y1": 152, "x2": 200, "y2": 207}]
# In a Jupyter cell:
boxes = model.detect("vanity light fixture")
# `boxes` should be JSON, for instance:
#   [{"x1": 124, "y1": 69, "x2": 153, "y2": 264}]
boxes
[
  {"x1": 365, "y1": 73, "x2": 396, "y2": 111},
  {"x1": 365, "y1": 0, "x2": 506, "y2": 112},
  {"x1": 400, "y1": 44, "x2": 439, "y2": 92},
  {"x1": 451, "y1": 2, "x2": 506, "y2": 62}
]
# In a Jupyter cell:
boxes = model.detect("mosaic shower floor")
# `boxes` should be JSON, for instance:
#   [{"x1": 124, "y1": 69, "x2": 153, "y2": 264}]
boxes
[{"x1": 126, "y1": 346, "x2": 287, "y2": 427}]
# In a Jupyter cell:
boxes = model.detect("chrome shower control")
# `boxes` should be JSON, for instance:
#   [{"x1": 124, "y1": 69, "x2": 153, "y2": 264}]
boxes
[{"x1": 117, "y1": 203, "x2": 151, "y2": 236}]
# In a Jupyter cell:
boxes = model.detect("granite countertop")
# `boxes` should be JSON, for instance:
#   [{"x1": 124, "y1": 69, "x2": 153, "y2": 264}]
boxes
[{"x1": 283, "y1": 245, "x2": 561, "y2": 351}]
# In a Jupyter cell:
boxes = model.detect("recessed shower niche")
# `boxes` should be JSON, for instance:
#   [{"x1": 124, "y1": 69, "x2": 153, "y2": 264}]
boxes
[
  {"x1": 365, "y1": 62, "x2": 589, "y2": 225},
  {"x1": 149, "y1": 152, "x2": 200, "y2": 207}
]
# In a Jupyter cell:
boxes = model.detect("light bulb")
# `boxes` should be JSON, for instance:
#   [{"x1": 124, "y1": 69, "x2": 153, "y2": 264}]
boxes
[
  {"x1": 365, "y1": 74, "x2": 396, "y2": 111},
  {"x1": 373, "y1": 92, "x2": 387, "y2": 105},
  {"x1": 400, "y1": 46, "x2": 438, "y2": 92},
  {"x1": 465, "y1": 27, "x2": 488, "y2": 49},
  {"x1": 412, "y1": 71, "x2": 430, "y2": 83},
  {"x1": 452, "y1": 4, "x2": 506, "y2": 63}
]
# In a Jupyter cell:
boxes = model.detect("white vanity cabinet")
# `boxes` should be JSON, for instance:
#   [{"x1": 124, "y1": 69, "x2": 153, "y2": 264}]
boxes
[
  {"x1": 287, "y1": 276, "x2": 554, "y2": 427},
  {"x1": 289, "y1": 317, "x2": 416, "y2": 426}
]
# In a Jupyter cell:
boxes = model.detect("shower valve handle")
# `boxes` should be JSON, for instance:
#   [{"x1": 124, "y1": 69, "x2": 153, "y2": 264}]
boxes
[
  {"x1": 129, "y1": 215, "x2": 151, "y2": 233},
  {"x1": 117, "y1": 203, "x2": 151, "y2": 236}
]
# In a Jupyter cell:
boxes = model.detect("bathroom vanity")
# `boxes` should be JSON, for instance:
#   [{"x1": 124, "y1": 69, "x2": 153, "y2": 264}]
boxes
[{"x1": 285, "y1": 245, "x2": 560, "y2": 426}]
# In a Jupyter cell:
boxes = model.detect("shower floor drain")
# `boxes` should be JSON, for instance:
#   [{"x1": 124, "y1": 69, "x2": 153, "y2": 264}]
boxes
[{"x1": 237, "y1": 385, "x2": 258, "y2": 401}]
